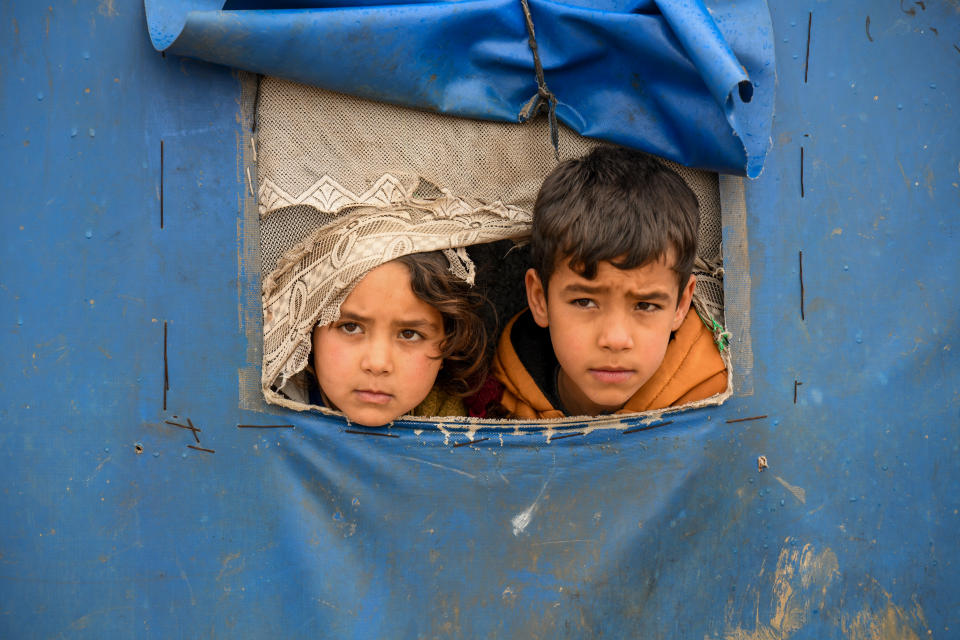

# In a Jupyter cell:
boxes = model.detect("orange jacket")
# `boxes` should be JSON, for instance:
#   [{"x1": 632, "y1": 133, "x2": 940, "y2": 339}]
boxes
[{"x1": 492, "y1": 309, "x2": 727, "y2": 419}]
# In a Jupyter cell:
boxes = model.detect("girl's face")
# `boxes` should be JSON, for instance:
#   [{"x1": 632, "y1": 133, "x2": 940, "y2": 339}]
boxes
[{"x1": 312, "y1": 261, "x2": 444, "y2": 426}]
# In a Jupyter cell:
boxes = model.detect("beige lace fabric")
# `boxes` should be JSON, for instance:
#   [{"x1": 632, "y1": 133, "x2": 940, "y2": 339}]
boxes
[
  {"x1": 261, "y1": 200, "x2": 531, "y2": 406},
  {"x1": 255, "y1": 76, "x2": 728, "y2": 412}
]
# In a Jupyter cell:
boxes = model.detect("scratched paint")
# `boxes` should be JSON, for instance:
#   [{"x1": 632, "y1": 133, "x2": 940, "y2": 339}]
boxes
[
  {"x1": 842, "y1": 596, "x2": 929, "y2": 640},
  {"x1": 774, "y1": 475, "x2": 807, "y2": 504},
  {"x1": 719, "y1": 539, "x2": 928, "y2": 639},
  {"x1": 511, "y1": 473, "x2": 552, "y2": 536}
]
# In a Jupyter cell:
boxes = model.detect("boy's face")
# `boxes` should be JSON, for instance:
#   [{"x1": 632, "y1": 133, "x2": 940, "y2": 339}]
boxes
[
  {"x1": 312, "y1": 261, "x2": 444, "y2": 426},
  {"x1": 526, "y1": 254, "x2": 695, "y2": 416}
]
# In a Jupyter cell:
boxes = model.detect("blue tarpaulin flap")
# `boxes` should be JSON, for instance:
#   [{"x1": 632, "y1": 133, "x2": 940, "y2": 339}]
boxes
[{"x1": 144, "y1": 0, "x2": 774, "y2": 176}]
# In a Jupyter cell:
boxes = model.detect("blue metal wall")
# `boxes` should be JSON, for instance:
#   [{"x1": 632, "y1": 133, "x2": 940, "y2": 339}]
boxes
[{"x1": 1, "y1": 2, "x2": 956, "y2": 638}]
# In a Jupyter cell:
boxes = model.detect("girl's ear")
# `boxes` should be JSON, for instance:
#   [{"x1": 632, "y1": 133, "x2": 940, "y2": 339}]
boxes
[
  {"x1": 525, "y1": 268, "x2": 550, "y2": 328},
  {"x1": 671, "y1": 274, "x2": 697, "y2": 331}
]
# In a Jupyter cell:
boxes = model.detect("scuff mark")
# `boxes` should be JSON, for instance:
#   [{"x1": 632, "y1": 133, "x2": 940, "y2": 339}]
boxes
[
  {"x1": 84, "y1": 455, "x2": 111, "y2": 485},
  {"x1": 843, "y1": 605, "x2": 920, "y2": 640},
  {"x1": 717, "y1": 539, "x2": 838, "y2": 639},
  {"x1": 719, "y1": 546, "x2": 927, "y2": 639},
  {"x1": 397, "y1": 455, "x2": 476, "y2": 480},
  {"x1": 777, "y1": 546, "x2": 836, "y2": 632},
  {"x1": 722, "y1": 625, "x2": 778, "y2": 640},
  {"x1": 511, "y1": 456, "x2": 555, "y2": 536},
  {"x1": 68, "y1": 606, "x2": 130, "y2": 632},
  {"x1": 841, "y1": 583, "x2": 930, "y2": 640},
  {"x1": 924, "y1": 166, "x2": 935, "y2": 199},
  {"x1": 175, "y1": 554, "x2": 197, "y2": 606},
  {"x1": 216, "y1": 552, "x2": 244, "y2": 582},
  {"x1": 510, "y1": 497, "x2": 541, "y2": 536},
  {"x1": 315, "y1": 598, "x2": 355, "y2": 616},
  {"x1": 775, "y1": 476, "x2": 807, "y2": 504},
  {"x1": 895, "y1": 158, "x2": 912, "y2": 189},
  {"x1": 98, "y1": 0, "x2": 118, "y2": 17}
]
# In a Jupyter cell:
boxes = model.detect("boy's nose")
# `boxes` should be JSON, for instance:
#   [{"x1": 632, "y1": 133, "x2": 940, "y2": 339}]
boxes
[
  {"x1": 361, "y1": 337, "x2": 394, "y2": 374},
  {"x1": 597, "y1": 316, "x2": 634, "y2": 351}
]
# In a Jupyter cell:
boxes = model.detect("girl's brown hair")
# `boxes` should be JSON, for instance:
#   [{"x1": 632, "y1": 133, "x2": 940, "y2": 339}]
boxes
[{"x1": 395, "y1": 251, "x2": 490, "y2": 397}]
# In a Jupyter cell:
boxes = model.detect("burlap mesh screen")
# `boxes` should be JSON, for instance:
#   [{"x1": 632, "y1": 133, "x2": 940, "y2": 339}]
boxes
[{"x1": 256, "y1": 76, "x2": 726, "y2": 414}]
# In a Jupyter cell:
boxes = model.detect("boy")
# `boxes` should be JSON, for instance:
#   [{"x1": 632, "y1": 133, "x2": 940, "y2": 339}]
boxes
[{"x1": 492, "y1": 147, "x2": 728, "y2": 419}]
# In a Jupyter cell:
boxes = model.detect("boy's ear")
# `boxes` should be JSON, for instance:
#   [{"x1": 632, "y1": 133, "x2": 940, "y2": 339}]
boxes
[
  {"x1": 671, "y1": 274, "x2": 697, "y2": 331},
  {"x1": 525, "y1": 268, "x2": 550, "y2": 328}
]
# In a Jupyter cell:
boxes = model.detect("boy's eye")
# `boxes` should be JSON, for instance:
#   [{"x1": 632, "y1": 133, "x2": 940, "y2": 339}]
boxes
[
  {"x1": 398, "y1": 329, "x2": 424, "y2": 341},
  {"x1": 635, "y1": 301, "x2": 662, "y2": 312},
  {"x1": 338, "y1": 322, "x2": 363, "y2": 335},
  {"x1": 571, "y1": 298, "x2": 597, "y2": 309}
]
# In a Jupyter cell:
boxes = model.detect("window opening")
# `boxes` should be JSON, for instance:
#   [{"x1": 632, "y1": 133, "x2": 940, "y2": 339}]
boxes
[{"x1": 254, "y1": 77, "x2": 732, "y2": 427}]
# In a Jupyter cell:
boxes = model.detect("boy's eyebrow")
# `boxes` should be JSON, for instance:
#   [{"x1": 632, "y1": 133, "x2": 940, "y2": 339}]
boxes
[
  {"x1": 562, "y1": 283, "x2": 608, "y2": 295},
  {"x1": 628, "y1": 290, "x2": 673, "y2": 302},
  {"x1": 562, "y1": 282, "x2": 673, "y2": 301}
]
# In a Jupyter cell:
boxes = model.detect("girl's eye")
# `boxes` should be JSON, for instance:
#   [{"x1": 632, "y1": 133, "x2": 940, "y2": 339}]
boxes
[
  {"x1": 338, "y1": 322, "x2": 362, "y2": 335},
  {"x1": 571, "y1": 298, "x2": 596, "y2": 309},
  {"x1": 398, "y1": 329, "x2": 424, "y2": 341}
]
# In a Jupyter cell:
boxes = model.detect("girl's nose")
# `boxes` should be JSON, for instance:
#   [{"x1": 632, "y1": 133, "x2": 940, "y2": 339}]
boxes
[{"x1": 361, "y1": 336, "x2": 394, "y2": 374}]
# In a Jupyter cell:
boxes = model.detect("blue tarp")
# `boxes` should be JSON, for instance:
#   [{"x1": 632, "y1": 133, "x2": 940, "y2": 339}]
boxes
[
  {"x1": 144, "y1": 0, "x2": 774, "y2": 177},
  {"x1": 2, "y1": 2, "x2": 958, "y2": 638}
]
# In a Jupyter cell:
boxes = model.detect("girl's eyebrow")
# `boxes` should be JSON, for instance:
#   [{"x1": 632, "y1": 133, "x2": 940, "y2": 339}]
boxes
[
  {"x1": 393, "y1": 318, "x2": 441, "y2": 330},
  {"x1": 339, "y1": 311, "x2": 440, "y2": 331},
  {"x1": 337, "y1": 311, "x2": 370, "y2": 322}
]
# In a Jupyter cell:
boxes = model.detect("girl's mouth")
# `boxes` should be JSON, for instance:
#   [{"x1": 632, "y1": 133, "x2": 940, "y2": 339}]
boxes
[{"x1": 354, "y1": 389, "x2": 394, "y2": 404}]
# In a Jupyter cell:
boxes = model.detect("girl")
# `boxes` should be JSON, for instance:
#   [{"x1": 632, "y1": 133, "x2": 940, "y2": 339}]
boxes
[
  {"x1": 311, "y1": 250, "x2": 489, "y2": 426},
  {"x1": 260, "y1": 201, "x2": 526, "y2": 418}
]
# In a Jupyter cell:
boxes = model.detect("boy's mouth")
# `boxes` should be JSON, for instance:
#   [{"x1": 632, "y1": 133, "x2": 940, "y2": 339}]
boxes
[
  {"x1": 590, "y1": 367, "x2": 636, "y2": 384},
  {"x1": 588, "y1": 368, "x2": 635, "y2": 384},
  {"x1": 354, "y1": 389, "x2": 394, "y2": 404}
]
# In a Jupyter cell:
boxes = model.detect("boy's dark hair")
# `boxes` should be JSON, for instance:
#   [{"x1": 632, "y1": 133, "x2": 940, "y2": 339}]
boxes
[
  {"x1": 530, "y1": 146, "x2": 700, "y2": 296},
  {"x1": 396, "y1": 251, "x2": 489, "y2": 397}
]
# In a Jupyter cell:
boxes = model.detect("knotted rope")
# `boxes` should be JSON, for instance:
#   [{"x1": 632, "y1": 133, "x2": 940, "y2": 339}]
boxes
[{"x1": 517, "y1": 0, "x2": 560, "y2": 159}]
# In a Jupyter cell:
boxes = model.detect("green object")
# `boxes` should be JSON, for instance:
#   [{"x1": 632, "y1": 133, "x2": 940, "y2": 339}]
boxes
[{"x1": 695, "y1": 308, "x2": 731, "y2": 353}]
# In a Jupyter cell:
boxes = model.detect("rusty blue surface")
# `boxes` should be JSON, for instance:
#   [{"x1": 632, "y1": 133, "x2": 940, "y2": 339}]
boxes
[{"x1": 0, "y1": 1, "x2": 957, "y2": 638}]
